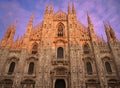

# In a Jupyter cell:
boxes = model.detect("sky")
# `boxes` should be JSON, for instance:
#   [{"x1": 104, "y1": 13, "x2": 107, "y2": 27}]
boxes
[{"x1": 0, "y1": 0, "x2": 120, "y2": 41}]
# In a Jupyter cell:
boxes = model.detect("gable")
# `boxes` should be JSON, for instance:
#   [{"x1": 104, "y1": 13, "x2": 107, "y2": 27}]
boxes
[{"x1": 54, "y1": 10, "x2": 67, "y2": 21}]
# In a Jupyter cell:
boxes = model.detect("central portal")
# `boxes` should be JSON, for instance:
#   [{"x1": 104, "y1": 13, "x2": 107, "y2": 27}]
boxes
[{"x1": 55, "y1": 79, "x2": 66, "y2": 88}]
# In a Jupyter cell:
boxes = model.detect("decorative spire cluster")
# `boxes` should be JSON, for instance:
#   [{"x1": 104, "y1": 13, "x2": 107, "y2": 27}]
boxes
[
  {"x1": 67, "y1": 1, "x2": 76, "y2": 14},
  {"x1": 72, "y1": 2, "x2": 76, "y2": 14},
  {"x1": 104, "y1": 22, "x2": 118, "y2": 42},
  {"x1": 45, "y1": 5, "x2": 54, "y2": 14},
  {"x1": 0, "y1": 3, "x2": 119, "y2": 49},
  {"x1": 0, "y1": 23, "x2": 16, "y2": 46}
]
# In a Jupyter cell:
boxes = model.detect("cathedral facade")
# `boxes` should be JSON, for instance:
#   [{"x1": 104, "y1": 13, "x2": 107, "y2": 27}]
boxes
[{"x1": 0, "y1": 3, "x2": 120, "y2": 88}]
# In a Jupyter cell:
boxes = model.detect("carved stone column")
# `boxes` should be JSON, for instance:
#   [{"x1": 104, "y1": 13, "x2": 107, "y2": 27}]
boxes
[{"x1": 12, "y1": 72, "x2": 21, "y2": 88}]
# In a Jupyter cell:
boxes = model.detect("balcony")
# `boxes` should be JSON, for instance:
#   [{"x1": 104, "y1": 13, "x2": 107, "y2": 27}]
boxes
[
  {"x1": 51, "y1": 59, "x2": 69, "y2": 66},
  {"x1": 85, "y1": 72, "x2": 98, "y2": 78}
]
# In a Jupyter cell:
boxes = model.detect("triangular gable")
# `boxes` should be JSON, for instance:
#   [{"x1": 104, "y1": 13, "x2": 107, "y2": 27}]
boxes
[{"x1": 54, "y1": 10, "x2": 67, "y2": 21}]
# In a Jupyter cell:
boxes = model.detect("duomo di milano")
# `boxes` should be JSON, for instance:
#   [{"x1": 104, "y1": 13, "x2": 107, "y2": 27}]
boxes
[{"x1": 0, "y1": 2, "x2": 120, "y2": 88}]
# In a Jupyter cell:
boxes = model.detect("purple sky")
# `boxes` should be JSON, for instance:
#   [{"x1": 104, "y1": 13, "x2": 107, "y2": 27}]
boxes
[{"x1": 0, "y1": 0, "x2": 120, "y2": 41}]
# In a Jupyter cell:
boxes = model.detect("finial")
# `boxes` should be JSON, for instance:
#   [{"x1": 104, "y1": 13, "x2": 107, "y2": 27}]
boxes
[
  {"x1": 50, "y1": 4, "x2": 53, "y2": 14},
  {"x1": 103, "y1": 21, "x2": 109, "y2": 32},
  {"x1": 72, "y1": 1, "x2": 76, "y2": 14},
  {"x1": 107, "y1": 21, "x2": 117, "y2": 40},
  {"x1": 103, "y1": 21, "x2": 107, "y2": 28},
  {"x1": 87, "y1": 11, "x2": 92, "y2": 25},
  {"x1": 31, "y1": 12, "x2": 34, "y2": 19},
  {"x1": 13, "y1": 19, "x2": 18, "y2": 28},
  {"x1": 107, "y1": 20, "x2": 113, "y2": 30},
  {"x1": 28, "y1": 12, "x2": 34, "y2": 26},
  {"x1": 68, "y1": 2, "x2": 71, "y2": 14},
  {"x1": 45, "y1": 4, "x2": 49, "y2": 14}
]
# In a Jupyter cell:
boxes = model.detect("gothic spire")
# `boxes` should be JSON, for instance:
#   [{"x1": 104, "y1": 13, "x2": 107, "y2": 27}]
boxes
[
  {"x1": 103, "y1": 21, "x2": 111, "y2": 41},
  {"x1": 1, "y1": 22, "x2": 16, "y2": 47},
  {"x1": 72, "y1": 1, "x2": 76, "y2": 14},
  {"x1": 108, "y1": 21, "x2": 118, "y2": 41},
  {"x1": 68, "y1": 2, "x2": 71, "y2": 14},
  {"x1": 8, "y1": 23, "x2": 16, "y2": 40},
  {"x1": 103, "y1": 22, "x2": 109, "y2": 32},
  {"x1": 50, "y1": 5, "x2": 54, "y2": 14},
  {"x1": 87, "y1": 12, "x2": 93, "y2": 25},
  {"x1": 3, "y1": 22, "x2": 16, "y2": 41},
  {"x1": 26, "y1": 13, "x2": 34, "y2": 34},
  {"x1": 2, "y1": 24, "x2": 12, "y2": 42},
  {"x1": 87, "y1": 12, "x2": 97, "y2": 42},
  {"x1": 87, "y1": 12, "x2": 95, "y2": 34},
  {"x1": 45, "y1": 5, "x2": 49, "y2": 14},
  {"x1": 28, "y1": 12, "x2": 34, "y2": 26}
]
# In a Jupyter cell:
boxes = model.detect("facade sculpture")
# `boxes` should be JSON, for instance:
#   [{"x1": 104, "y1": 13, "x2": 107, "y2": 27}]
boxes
[{"x1": 0, "y1": 2, "x2": 120, "y2": 88}]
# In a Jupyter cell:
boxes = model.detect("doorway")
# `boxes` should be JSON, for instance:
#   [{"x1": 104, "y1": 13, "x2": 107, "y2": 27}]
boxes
[{"x1": 55, "y1": 79, "x2": 66, "y2": 88}]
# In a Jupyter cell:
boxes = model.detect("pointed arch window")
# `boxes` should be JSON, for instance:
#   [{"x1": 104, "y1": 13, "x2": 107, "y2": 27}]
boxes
[
  {"x1": 32, "y1": 43, "x2": 38, "y2": 54},
  {"x1": 8, "y1": 62, "x2": 15, "y2": 75},
  {"x1": 28, "y1": 62, "x2": 34, "y2": 74},
  {"x1": 105, "y1": 62, "x2": 112, "y2": 74},
  {"x1": 86, "y1": 61, "x2": 93, "y2": 74},
  {"x1": 58, "y1": 24, "x2": 63, "y2": 37},
  {"x1": 57, "y1": 47, "x2": 64, "y2": 58},
  {"x1": 83, "y1": 44, "x2": 90, "y2": 54}
]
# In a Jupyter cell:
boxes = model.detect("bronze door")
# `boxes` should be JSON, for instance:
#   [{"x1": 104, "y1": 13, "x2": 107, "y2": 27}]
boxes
[{"x1": 55, "y1": 79, "x2": 66, "y2": 88}]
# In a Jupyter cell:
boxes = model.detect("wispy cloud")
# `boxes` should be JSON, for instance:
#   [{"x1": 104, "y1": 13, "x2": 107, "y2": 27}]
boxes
[
  {"x1": 0, "y1": 0, "x2": 32, "y2": 40},
  {"x1": 74, "y1": 0, "x2": 120, "y2": 40}
]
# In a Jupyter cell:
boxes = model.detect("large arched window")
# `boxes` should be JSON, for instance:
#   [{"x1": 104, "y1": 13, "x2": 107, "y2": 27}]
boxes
[
  {"x1": 58, "y1": 24, "x2": 63, "y2": 37},
  {"x1": 57, "y1": 47, "x2": 64, "y2": 58},
  {"x1": 105, "y1": 62, "x2": 112, "y2": 74},
  {"x1": 86, "y1": 62, "x2": 93, "y2": 74},
  {"x1": 8, "y1": 62, "x2": 15, "y2": 75},
  {"x1": 32, "y1": 43, "x2": 38, "y2": 54},
  {"x1": 28, "y1": 62, "x2": 34, "y2": 74},
  {"x1": 83, "y1": 44, "x2": 90, "y2": 54}
]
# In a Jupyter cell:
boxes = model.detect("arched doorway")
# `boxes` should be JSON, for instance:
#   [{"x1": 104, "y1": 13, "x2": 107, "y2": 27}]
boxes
[{"x1": 55, "y1": 79, "x2": 66, "y2": 88}]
